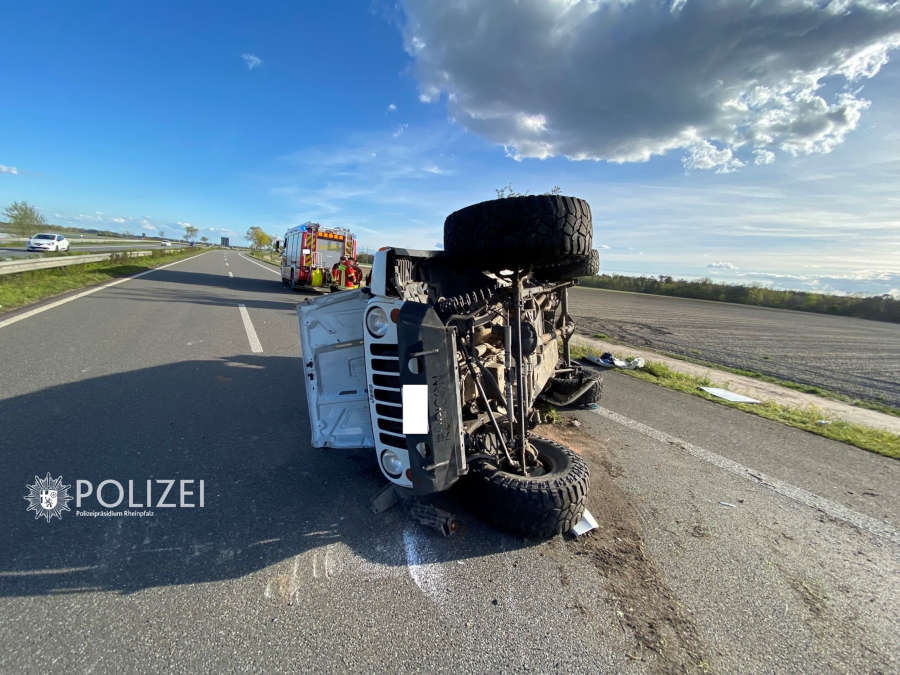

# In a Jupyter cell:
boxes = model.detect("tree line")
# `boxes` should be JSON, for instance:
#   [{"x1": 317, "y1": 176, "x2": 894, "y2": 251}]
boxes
[
  {"x1": 3, "y1": 201, "x2": 211, "y2": 243},
  {"x1": 578, "y1": 273, "x2": 900, "y2": 324}
]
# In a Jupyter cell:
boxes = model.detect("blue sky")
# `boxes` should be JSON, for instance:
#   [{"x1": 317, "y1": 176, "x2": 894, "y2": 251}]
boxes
[{"x1": 2, "y1": 1, "x2": 899, "y2": 297}]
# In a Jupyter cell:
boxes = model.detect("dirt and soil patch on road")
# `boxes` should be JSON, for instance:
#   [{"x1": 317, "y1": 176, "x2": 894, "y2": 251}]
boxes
[{"x1": 538, "y1": 423, "x2": 713, "y2": 672}]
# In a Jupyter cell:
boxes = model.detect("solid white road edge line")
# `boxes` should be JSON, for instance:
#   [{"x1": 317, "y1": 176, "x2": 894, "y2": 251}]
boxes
[
  {"x1": 238, "y1": 304, "x2": 263, "y2": 353},
  {"x1": 0, "y1": 251, "x2": 210, "y2": 330},
  {"x1": 239, "y1": 253, "x2": 280, "y2": 276},
  {"x1": 590, "y1": 405, "x2": 898, "y2": 544}
]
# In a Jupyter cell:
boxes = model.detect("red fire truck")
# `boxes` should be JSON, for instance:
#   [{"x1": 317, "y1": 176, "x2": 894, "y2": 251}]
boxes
[{"x1": 281, "y1": 223, "x2": 358, "y2": 290}]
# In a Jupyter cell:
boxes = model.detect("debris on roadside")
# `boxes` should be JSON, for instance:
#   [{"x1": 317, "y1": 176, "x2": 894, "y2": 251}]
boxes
[
  {"x1": 699, "y1": 387, "x2": 760, "y2": 404},
  {"x1": 410, "y1": 502, "x2": 459, "y2": 537},
  {"x1": 816, "y1": 419, "x2": 832, "y2": 426},
  {"x1": 584, "y1": 352, "x2": 646, "y2": 370},
  {"x1": 718, "y1": 501, "x2": 737, "y2": 508},
  {"x1": 571, "y1": 508, "x2": 599, "y2": 536}
]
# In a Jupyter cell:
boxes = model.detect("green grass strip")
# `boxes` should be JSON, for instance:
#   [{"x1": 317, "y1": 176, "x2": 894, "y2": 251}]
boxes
[
  {"x1": 570, "y1": 343, "x2": 900, "y2": 460},
  {"x1": 0, "y1": 248, "x2": 206, "y2": 315}
]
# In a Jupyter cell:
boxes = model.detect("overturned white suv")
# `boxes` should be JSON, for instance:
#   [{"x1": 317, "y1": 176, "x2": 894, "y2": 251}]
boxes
[{"x1": 298, "y1": 195, "x2": 601, "y2": 538}]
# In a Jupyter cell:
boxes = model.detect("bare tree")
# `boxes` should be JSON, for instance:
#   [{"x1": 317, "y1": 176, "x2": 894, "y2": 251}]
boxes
[
  {"x1": 4, "y1": 201, "x2": 47, "y2": 234},
  {"x1": 184, "y1": 224, "x2": 199, "y2": 242}
]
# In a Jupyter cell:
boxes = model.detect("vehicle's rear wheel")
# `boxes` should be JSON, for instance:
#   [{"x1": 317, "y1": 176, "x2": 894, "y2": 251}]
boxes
[
  {"x1": 545, "y1": 368, "x2": 603, "y2": 406},
  {"x1": 465, "y1": 435, "x2": 589, "y2": 539},
  {"x1": 535, "y1": 249, "x2": 600, "y2": 282},
  {"x1": 443, "y1": 195, "x2": 592, "y2": 270}
]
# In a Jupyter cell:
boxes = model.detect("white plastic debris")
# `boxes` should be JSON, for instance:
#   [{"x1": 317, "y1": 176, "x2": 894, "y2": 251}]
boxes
[
  {"x1": 571, "y1": 508, "x2": 599, "y2": 536},
  {"x1": 584, "y1": 353, "x2": 645, "y2": 370},
  {"x1": 699, "y1": 387, "x2": 760, "y2": 404}
]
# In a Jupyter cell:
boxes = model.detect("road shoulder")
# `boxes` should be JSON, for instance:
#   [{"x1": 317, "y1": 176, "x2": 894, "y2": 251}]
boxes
[{"x1": 572, "y1": 333, "x2": 900, "y2": 435}]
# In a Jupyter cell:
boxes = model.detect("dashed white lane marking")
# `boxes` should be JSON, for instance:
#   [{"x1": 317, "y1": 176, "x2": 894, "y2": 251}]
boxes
[
  {"x1": 239, "y1": 253, "x2": 281, "y2": 276},
  {"x1": 225, "y1": 261, "x2": 229, "y2": 267},
  {"x1": 590, "y1": 405, "x2": 898, "y2": 544},
  {"x1": 228, "y1": 271, "x2": 233, "y2": 278},
  {"x1": 0, "y1": 251, "x2": 210, "y2": 329},
  {"x1": 238, "y1": 304, "x2": 263, "y2": 353}
]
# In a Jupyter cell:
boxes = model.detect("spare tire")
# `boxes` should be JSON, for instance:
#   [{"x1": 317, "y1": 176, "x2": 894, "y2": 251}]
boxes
[
  {"x1": 535, "y1": 249, "x2": 600, "y2": 281},
  {"x1": 465, "y1": 435, "x2": 589, "y2": 538},
  {"x1": 444, "y1": 195, "x2": 592, "y2": 270}
]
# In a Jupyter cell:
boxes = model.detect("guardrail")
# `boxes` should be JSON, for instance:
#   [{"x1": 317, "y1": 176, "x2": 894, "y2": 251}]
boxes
[{"x1": 0, "y1": 250, "x2": 156, "y2": 276}]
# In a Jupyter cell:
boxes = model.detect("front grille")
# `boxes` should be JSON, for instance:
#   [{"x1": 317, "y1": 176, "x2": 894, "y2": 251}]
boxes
[
  {"x1": 370, "y1": 344, "x2": 399, "y2": 357},
  {"x1": 371, "y1": 358, "x2": 399, "y2": 373},
  {"x1": 377, "y1": 418, "x2": 403, "y2": 434},
  {"x1": 372, "y1": 387, "x2": 401, "y2": 404},
  {"x1": 369, "y1": 341, "x2": 406, "y2": 454},
  {"x1": 375, "y1": 403, "x2": 401, "y2": 419},
  {"x1": 372, "y1": 373, "x2": 400, "y2": 388},
  {"x1": 379, "y1": 433, "x2": 407, "y2": 449}
]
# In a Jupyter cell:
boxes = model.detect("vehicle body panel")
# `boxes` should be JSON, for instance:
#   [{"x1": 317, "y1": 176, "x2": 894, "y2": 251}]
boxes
[{"x1": 298, "y1": 289, "x2": 374, "y2": 449}]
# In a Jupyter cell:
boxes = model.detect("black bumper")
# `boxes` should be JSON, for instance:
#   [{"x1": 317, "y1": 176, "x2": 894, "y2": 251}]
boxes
[{"x1": 397, "y1": 302, "x2": 465, "y2": 494}]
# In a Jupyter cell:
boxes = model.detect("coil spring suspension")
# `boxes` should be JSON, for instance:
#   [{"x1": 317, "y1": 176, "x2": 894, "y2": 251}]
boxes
[{"x1": 436, "y1": 284, "x2": 499, "y2": 315}]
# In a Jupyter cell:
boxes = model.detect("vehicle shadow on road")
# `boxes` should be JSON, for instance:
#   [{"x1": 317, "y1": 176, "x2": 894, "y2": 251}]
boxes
[{"x1": 0, "y1": 355, "x2": 525, "y2": 597}]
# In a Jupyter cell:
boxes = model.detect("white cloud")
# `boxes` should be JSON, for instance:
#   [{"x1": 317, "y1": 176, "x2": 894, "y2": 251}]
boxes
[
  {"x1": 111, "y1": 217, "x2": 127, "y2": 223},
  {"x1": 0, "y1": 164, "x2": 19, "y2": 175},
  {"x1": 241, "y1": 53, "x2": 262, "y2": 70},
  {"x1": 392, "y1": 123, "x2": 408, "y2": 138},
  {"x1": 423, "y1": 164, "x2": 447, "y2": 175},
  {"x1": 401, "y1": 0, "x2": 900, "y2": 171},
  {"x1": 708, "y1": 261, "x2": 738, "y2": 270},
  {"x1": 387, "y1": 103, "x2": 398, "y2": 112}
]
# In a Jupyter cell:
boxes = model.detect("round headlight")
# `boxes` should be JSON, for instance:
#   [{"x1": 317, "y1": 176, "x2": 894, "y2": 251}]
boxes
[
  {"x1": 380, "y1": 450, "x2": 403, "y2": 478},
  {"x1": 366, "y1": 306, "x2": 389, "y2": 338}
]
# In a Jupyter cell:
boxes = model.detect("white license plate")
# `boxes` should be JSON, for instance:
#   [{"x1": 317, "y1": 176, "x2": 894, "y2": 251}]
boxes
[{"x1": 401, "y1": 384, "x2": 429, "y2": 435}]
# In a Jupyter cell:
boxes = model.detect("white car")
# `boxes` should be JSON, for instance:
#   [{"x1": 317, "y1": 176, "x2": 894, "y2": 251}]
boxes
[
  {"x1": 27, "y1": 233, "x2": 70, "y2": 252},
  {"x1": 159, "y1": 240, "x2": 172, "y2": 247}
]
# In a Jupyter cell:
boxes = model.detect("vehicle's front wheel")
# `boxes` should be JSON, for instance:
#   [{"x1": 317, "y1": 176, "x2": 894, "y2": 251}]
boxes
[
  {"x1": 465, "y1": 435, "x2": 589, "y2": 538},
  {"x1": 545, "y1": 368, "x2": 603, "y2": 406}
]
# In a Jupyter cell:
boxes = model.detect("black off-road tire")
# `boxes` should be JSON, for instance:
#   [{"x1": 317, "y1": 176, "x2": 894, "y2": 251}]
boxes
[
  {"x1": 444, "y1": 195, "x2": 592, "y2": 270},
  {"x1": 466, "y1": 435, "x2": 589, "y2": 538},
  {"x1": 546, "y1": 369, "x2": 603, "y2": 406},
  {"x1": 536, "y1": 249, "x2": 600, "y2": 282}
]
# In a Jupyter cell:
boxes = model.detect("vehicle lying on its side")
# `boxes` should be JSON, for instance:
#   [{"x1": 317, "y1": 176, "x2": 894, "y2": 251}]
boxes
[{"x1": 298, "y1": 195, "x2": 601, "y2": 537}]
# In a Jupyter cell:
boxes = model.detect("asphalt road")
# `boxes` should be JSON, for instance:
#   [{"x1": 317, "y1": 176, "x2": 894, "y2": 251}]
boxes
[
  {"x1": 568, "y1": 286, "x2": 900, "y2": 407},
  {"x1": 0, "y1": 243, "x2": 189, "y2": 259},
  {"x1": 0, "y1": 251, "x2": 896, "y2": 673}
]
